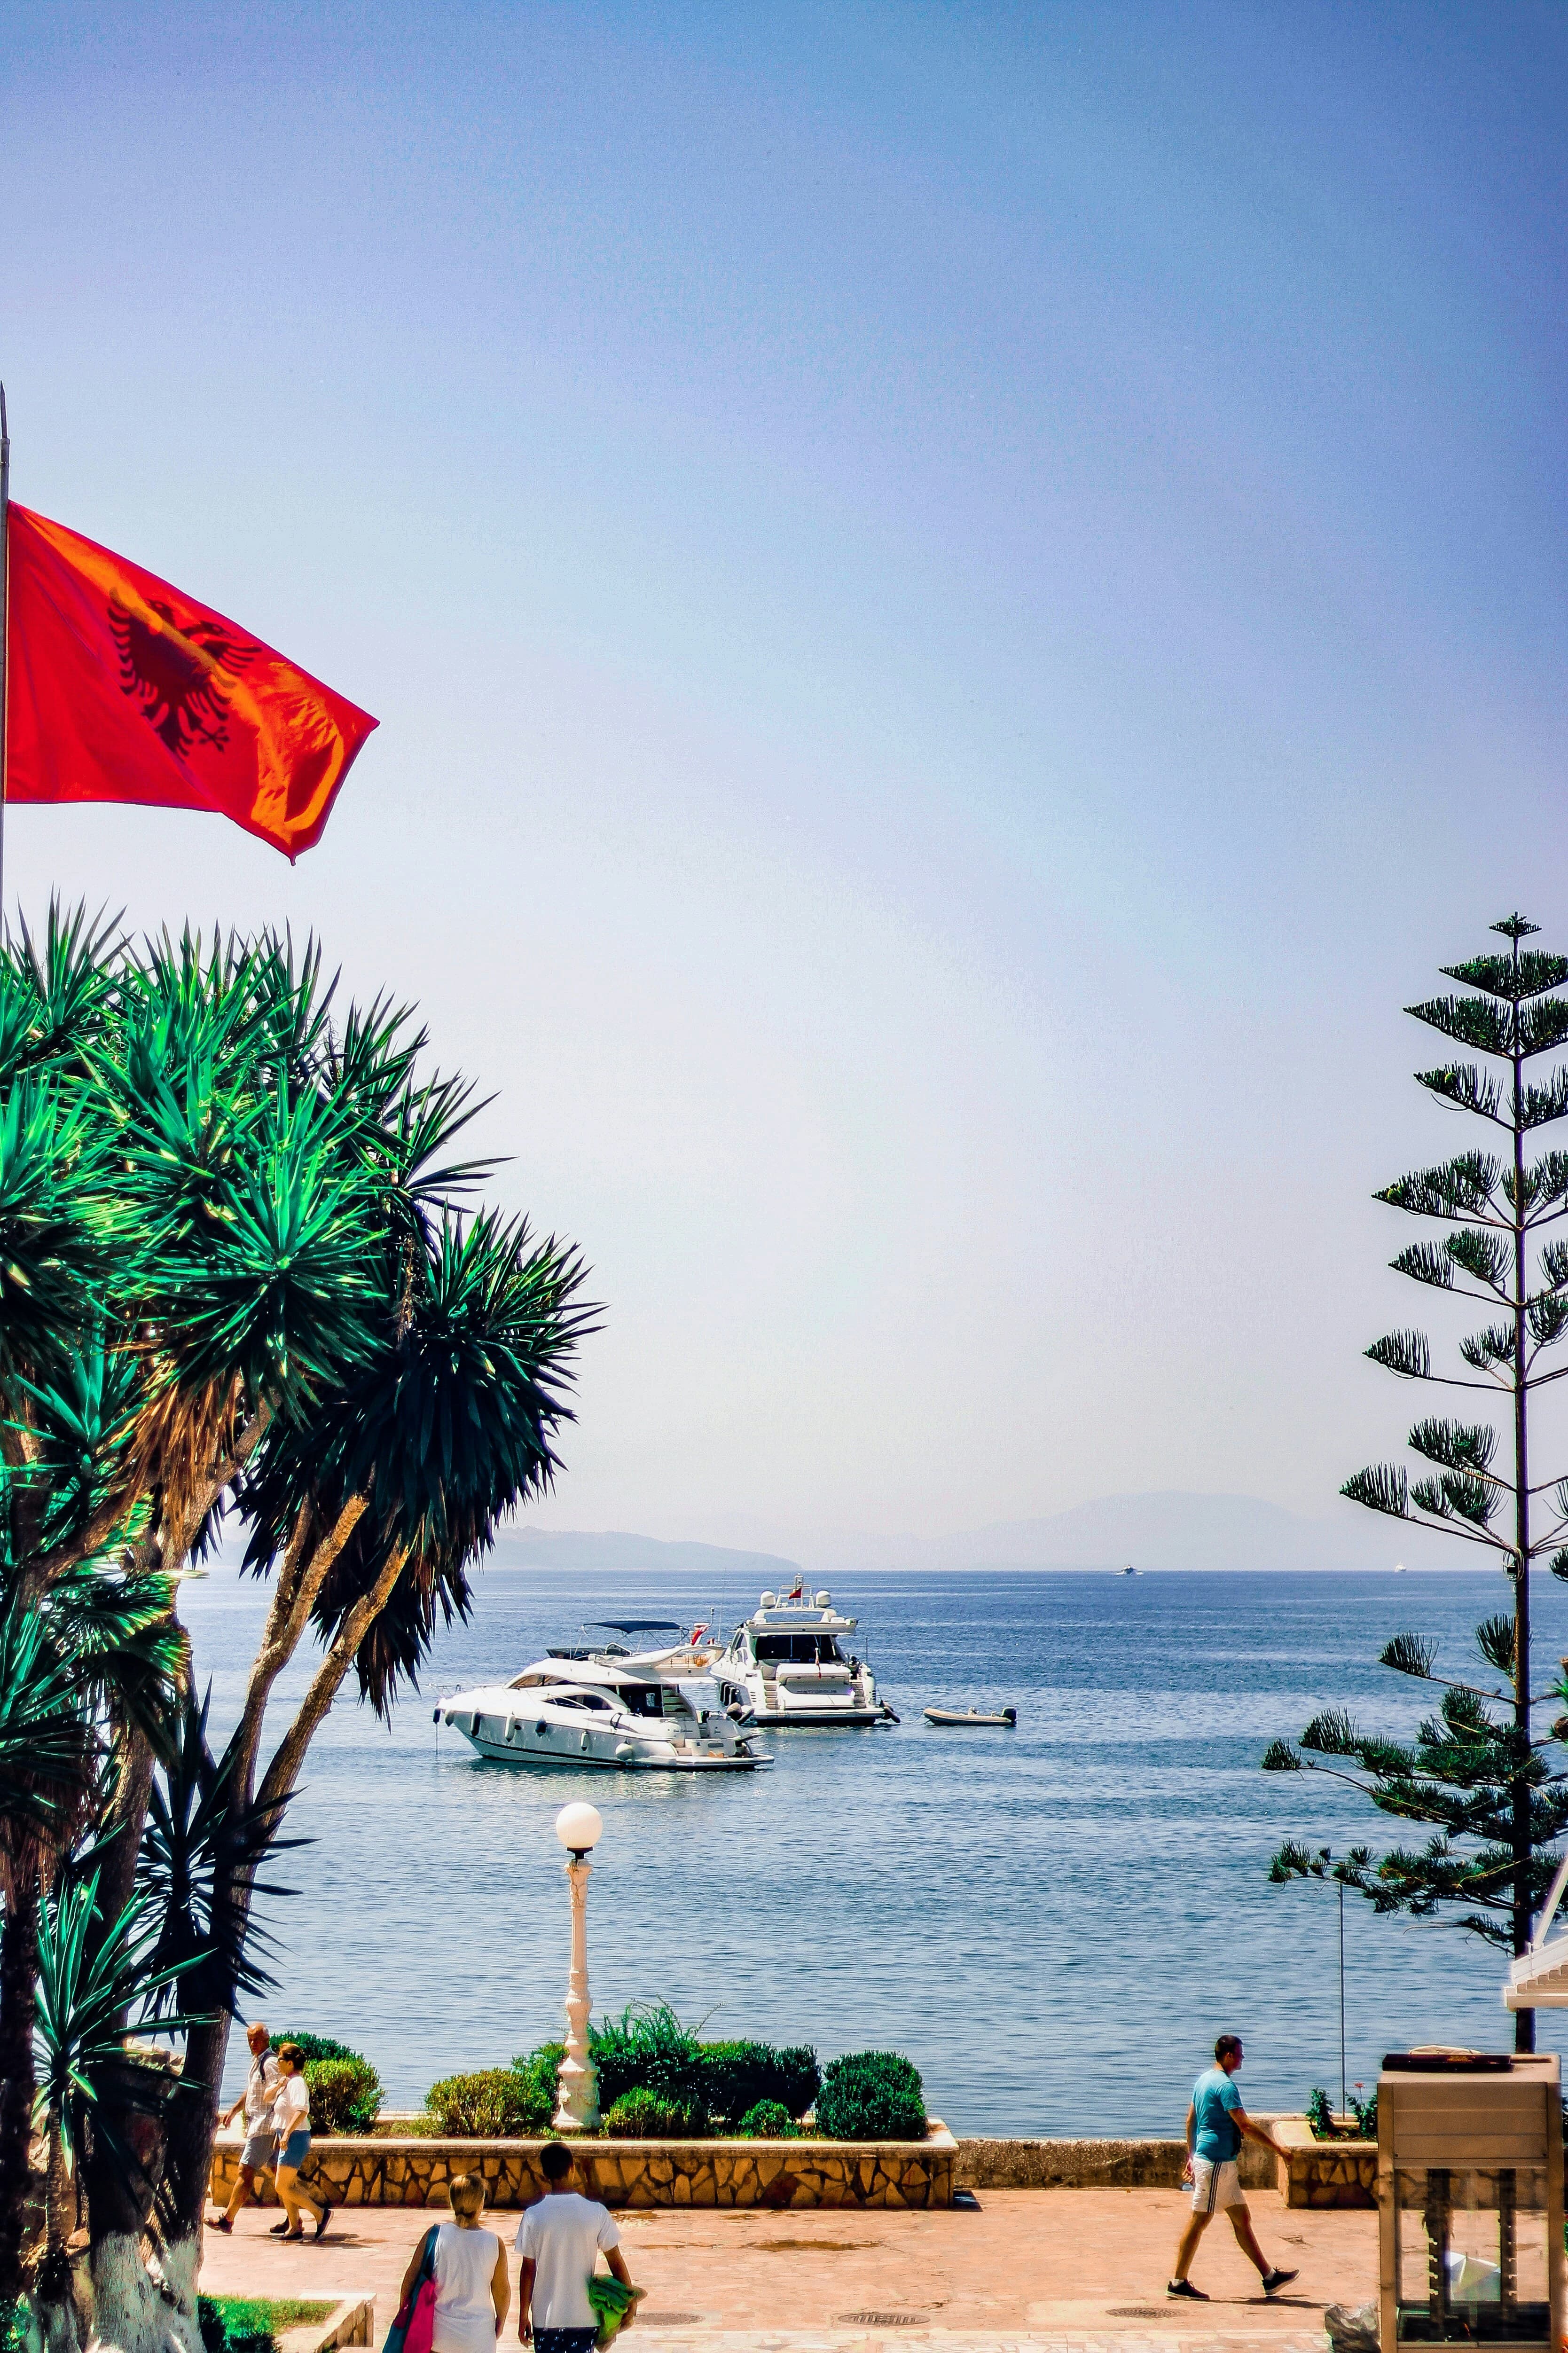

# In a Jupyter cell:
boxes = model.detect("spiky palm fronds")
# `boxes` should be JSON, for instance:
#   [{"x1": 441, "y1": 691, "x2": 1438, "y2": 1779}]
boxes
[
  {"x1": 136, "y1": 1688, "x2": 306, "y2": 2014},
  {"x1": 33, "y1": 1870, "x2": 206, "y2": 2189},
  {"x1": 0, "y1": 1608, "x2": 94, "y2": 1896},
  {"x1": 241, "y1": 1207, "x2": 597, "y2": 1713}
]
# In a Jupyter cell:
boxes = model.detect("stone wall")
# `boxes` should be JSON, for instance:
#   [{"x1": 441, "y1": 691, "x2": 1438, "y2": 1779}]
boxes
[
  {"x1": 1275, "y1": 2116, "x2": 1375, "y2": 2210},
  {"x1": 211, "y1": 2124, "x2": 956, "y2": 2212},
  {"x1": 954, "y1": 2135, "x2": 1277, "y2": 2191}
]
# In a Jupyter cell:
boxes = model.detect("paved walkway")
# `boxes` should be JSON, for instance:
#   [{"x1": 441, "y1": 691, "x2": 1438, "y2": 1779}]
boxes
[{"x1": 199, "y1": 2185, "x2": 1368, "y2": 2352}]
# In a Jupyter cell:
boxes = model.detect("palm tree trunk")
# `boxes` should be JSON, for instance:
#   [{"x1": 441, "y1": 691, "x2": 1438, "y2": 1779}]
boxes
[
  {"x1": 86, "y1": 2058, "x2": 199, "y2": 2353},
  {"x1": 0, "y1": 1870, "x2": 41, "y2": 2301}
]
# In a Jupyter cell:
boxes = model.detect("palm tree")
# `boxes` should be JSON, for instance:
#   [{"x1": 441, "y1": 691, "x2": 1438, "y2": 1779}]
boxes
[{"x1": 0, "y1": 908, "x2": 596, "y2": 2345}]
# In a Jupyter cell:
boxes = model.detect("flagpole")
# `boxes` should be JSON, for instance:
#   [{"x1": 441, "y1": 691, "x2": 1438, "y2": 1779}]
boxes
[{"x1": 0, "y1": 379, "x2": 9, "y2": 938}]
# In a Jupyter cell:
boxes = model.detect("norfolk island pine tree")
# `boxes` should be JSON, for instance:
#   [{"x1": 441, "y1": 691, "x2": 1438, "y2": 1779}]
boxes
[{"x1": 1264, "y1": 916, "x2": 1568, "y2": 2053}]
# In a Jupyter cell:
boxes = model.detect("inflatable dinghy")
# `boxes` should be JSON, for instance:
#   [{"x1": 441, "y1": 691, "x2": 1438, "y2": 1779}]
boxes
[{"x1": 923, "y1": 1705, "x2": 1017, "y2": 1727}]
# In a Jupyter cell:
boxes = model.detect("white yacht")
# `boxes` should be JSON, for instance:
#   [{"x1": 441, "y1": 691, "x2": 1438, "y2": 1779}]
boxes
[
  {"x1": 549, "y1": 1620, "x2": 746, "y2": 1722},
  {"x1": 436, "y1": 1652, "x2": 771, "y2": 1773},
  {"x1": 711, "y1": 1588, "x2": 891, "y2": 1727}
]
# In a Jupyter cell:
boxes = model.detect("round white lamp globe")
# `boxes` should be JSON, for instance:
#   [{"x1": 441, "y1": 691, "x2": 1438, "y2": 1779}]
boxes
[{"x1": 556, "y1": 1801, "x2": 603, "y2": 1854}]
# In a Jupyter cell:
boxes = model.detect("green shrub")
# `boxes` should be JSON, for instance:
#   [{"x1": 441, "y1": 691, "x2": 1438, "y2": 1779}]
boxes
[
  {"x1": 306, "y1": 2055, "x2": 382, "y2": 2136},
  {"x1": 1350, "y1": 2088, "x2": 1377, "y2": 2141},
  {"x1": 424, "y1": 2069, "x2": 551, "y2": 2137},
  {"x1": 271, "y1": 2031, "x2": 359, "y2": 2067},
  {"x1": 601, "y1": 2088, "x2": 695, "y2": 2139},
  {"x1": 701, "y1": 2041, "x2": 819, "y2": 2126},
  {"x1": 814, "y1": 2051, "x2": 926, "y2": 2141},
  {"x1": 510, "y1": 2043, "x2": 564, "y2": 2124},
  {"x1": 1305, "y1": 2086, "x2": 1334, "y2": 2141},
  {"x1": 590, "y1": 2004, "x2": 706, "y2": 2120},
  {"x1": 199, "y1": 2300, "x2": 334, "y2": 2353},
  {"x1": 734, "y1": 2099, "x2": 798, "y2": 2140},
  {"x1": 200, "y1": 2298, "x2": 274, "y2": 2353}
]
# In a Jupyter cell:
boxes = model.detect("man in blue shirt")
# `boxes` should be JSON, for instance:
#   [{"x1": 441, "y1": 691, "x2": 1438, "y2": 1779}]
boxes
[{"x1": 1168, "y1": 2034, "x2": 1298, "y2": 2301}]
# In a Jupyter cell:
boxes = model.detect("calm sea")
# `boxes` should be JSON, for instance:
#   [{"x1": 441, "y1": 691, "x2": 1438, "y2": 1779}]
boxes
[{"x1": 187, "y1": 1564, "x2": 1568, "y2": 2140}]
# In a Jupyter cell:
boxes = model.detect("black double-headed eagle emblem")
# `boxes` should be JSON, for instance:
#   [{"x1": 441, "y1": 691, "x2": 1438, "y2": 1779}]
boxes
[{"x1": 108, "y1": 586, "x2": 259, "y2": 760}]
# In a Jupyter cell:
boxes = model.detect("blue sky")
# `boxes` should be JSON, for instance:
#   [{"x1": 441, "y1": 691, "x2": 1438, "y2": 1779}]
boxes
[{"x1": 5, "y1": 3, "x2": 1568, "y2": 1560}]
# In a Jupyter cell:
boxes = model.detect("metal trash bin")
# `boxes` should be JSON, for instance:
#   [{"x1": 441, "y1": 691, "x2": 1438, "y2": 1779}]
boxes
[{"x1": 1379, "y1": 2051, "x2": 1562, "y2": 2349}]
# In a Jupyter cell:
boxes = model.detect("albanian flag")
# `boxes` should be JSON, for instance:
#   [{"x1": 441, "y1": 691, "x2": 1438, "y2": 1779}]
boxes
[{"x1": 5, "y1": 505, "x2": 376, "y2": 860}]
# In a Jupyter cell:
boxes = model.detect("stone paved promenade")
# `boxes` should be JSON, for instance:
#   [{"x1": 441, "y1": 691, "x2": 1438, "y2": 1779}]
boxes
[{"x1": 199, "y1": 2184, "x2": 1370, "y2": 2352}]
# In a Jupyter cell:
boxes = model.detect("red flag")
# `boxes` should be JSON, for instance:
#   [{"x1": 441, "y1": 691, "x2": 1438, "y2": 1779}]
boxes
[{"x1": 4, "y1": 505, "x2": 376, "y2": 861}]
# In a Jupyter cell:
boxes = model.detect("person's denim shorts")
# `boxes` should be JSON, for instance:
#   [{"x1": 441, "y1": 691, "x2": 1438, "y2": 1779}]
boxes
[
  {"x1": 280, "y1": 2129, "x2": 311, "y2": 2169},
  {"x1": 241, "y1": 2128, "x2": 277, "y2": 2171}
]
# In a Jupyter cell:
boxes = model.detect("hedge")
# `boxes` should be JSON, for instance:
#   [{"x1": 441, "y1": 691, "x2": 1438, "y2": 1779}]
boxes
[
  {"x1": 602, "y1": 2088, "x2": 695, "y2": 2139},
  {"x1": 813, "y1": 2050, "x2": 926, "y2": 2141},
  {"x1": 270, "y1": 2031, "x2": 381, "y2": 2135},
  {"x1": 701, "y1": 2041, "x2": 819, "y2": 2127},
  {"x1": 423, "y1": 2068, "x2": 554, "y2": 2138}
]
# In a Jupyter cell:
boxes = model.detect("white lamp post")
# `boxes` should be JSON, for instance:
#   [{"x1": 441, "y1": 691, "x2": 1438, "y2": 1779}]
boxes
[{"x1": 552, "y1": 1802, "x2": 603, "y2": 2133}]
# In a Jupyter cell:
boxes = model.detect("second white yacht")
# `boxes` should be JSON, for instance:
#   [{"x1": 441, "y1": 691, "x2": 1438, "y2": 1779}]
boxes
[{"x1": 711, "y1": 1588, "x2": 892, "y2": 1727}]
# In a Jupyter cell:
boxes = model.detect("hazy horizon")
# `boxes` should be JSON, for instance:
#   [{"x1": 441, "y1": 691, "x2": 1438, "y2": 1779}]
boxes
[{"x1": 7, "y1": 5, "x2": 1568, "y2": 1554}]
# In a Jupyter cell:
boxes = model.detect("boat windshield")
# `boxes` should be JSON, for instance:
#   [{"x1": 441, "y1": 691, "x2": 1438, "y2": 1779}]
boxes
[
  {"x1": 754, "y1": 1632, "x2": 843, "y2": 1663},
  {"x1": 552, "y1": 1690, "x2": 614, "y2": 1712}
]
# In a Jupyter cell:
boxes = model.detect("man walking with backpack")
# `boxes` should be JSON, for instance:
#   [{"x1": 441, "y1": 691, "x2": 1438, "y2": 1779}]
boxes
[{"x1": 1168, "y1": 2034, "x2": 1298, "y2": 2301}]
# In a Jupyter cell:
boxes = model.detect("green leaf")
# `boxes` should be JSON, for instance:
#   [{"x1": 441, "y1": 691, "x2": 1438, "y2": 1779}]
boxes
[
  {"x1": 1417, "y1": 1065, "x2": 1503, "y2": 1121},
  {"x1": 1525, "y1": 1151, "x2": 1568, "y2": 1214},
  {"x1": 1549, "y1": 1548, "x2": 1568, "y2": 1583},
  {"x1": 1443, "y1": 945, "x2": 1567, "y2": 1001},
  {"x1": 1380, "y1": 1633, "x2": 1437, "y2": 1679},
  {"x1": 1476, "y1": 1615, "x2": 1517, "y2": 1675},
  {"x1": 1302, "y1": 1709, "x2": 1366, "y2": 1759},
  {"x1": 1411, "y1": 1471, "x2": 1497, "y2": 1528},
  {"x1": 1391, "y1": 1243, "x2": 1453, "y2": 1290},
  {"x1": 1408, "y1": 1420, "x2": 1498, "y2": 1475},
  {"x1": 1460, "y1": 1322, "x2": 1516, "y2": 1373},
  {"x1": 1407, "y1": 996, "x2": 1513, "y2": 1055},
  {"x1": 1518, "y1": 1000, "x2": 1568, "y2": 1059},
  {"x1": 1376, "y1": 1154, "x2": 1502, "y2": 1219},
  {"x1": 1521, "y1": 1069, "x2": 1568, "y2": 1130},
  {"x1": 1344, "y1": 1465, "x2": 1409, "y2": 1518},
  {"x1": 1261, "y1": 1742, "x2": 1302, "y2": 1773},
  {"x1": 1367, "y1": 1331, "x2": 1431, "y2": 1380},
  {"x1": 1447, "y1": 1229, "x2": 1510, "y2": 1286}
]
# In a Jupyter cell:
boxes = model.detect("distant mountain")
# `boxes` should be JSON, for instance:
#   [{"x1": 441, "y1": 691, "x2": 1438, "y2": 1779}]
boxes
[
  {"x1": 823, "y1": 1490, "x2": 1452, "y2": 1574},
  {"x1": 497, "y1": 1494, "x2": 1450, "y2": 1580},
  {"x1": 492, "y1": 1527, "x2": 802, "y2": 1582}
]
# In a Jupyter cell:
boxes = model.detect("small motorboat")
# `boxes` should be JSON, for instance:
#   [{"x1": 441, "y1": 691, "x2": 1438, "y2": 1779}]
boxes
[{"x1": 923, "y1": 1704, "x2": 1017, "y2": 1728}]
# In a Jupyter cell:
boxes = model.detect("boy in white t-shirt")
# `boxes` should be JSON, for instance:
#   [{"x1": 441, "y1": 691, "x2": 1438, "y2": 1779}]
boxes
[{"x1": 516, "y1": 2141, "x2": 637, "y2": 2353}]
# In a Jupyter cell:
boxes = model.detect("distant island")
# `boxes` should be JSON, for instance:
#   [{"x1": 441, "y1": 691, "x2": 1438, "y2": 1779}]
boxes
[
  {"x1": 489, "y1": 1527, "x2": 805, "y2": 1580},
  {"x1": 502, "y1": 1490, "x2": 1455, "y2": 1577}
]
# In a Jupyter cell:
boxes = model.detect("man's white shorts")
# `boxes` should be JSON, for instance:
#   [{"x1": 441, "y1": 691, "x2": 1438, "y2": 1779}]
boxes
[{"x1": 1190, "y1": 2156, "x2": 1245, "y2": 2213}]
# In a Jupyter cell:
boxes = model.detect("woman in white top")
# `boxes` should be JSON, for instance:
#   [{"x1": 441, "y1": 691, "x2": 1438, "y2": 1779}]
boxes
[
  {"x1": 268, "y1": 2043, "x2": 332, "y2": 2241},
  {"x1": 396, "y1": 2174, "x2": 509, "y2": 2353}
]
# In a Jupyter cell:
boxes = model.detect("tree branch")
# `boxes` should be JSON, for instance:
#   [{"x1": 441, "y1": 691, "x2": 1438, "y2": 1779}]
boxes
[
  {"x1": 232, "y1": 1494, "x2": 369, "y2": 1801},
  {"x1": 255, "y1": 1541, "x2": 409, "y2": 1817}
]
